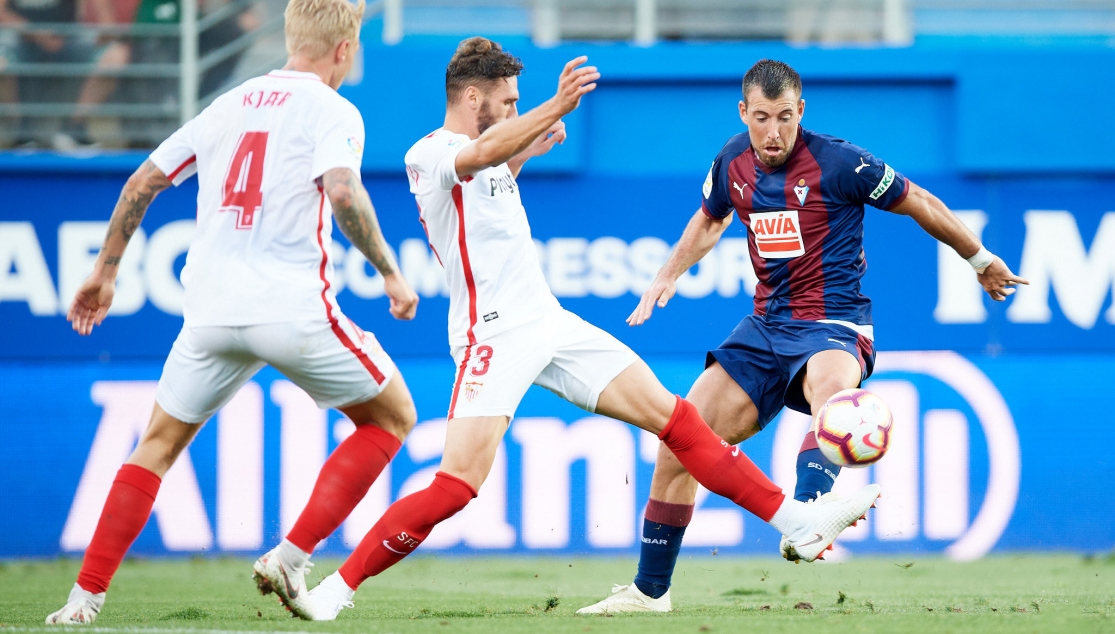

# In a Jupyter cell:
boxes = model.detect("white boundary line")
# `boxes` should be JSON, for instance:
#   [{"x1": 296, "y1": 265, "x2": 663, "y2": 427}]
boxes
[{"x1": 2, "y1": 629, "x2": 318, "y2": 634}]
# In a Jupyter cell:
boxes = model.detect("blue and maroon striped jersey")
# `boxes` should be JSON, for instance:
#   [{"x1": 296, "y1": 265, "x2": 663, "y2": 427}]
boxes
[{"x1": 701, "y1": 127, "x2": 909, "y2": 329}]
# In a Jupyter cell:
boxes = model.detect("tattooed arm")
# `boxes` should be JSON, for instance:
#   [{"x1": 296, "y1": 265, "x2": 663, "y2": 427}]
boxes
[
  {"x1": 67, "y1": 160, "x2": 171, "y2": 335},
  {"x1": 323, "y1": 167, "x2": 419, "y2": 320}
]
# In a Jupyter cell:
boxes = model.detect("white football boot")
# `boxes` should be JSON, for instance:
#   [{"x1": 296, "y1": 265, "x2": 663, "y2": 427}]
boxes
[
  {"x1": 773, "y1": 484, "x2": 880, "y2": 563},
  {"x1": 45, "y1": 583, "x2": 104, "y2": 625},
  {"x1": 779, "y1": 491, "x2": 852, "y2": 562},
  {"x1": 576, "y1": 584, "x2": 672, "y2": 614},
  {"x1": 252, "y1": 545, "x2": 316, "y2": 620},
  {"x1": 294, "y1": 572, "x2": 355, "y2": 621}
]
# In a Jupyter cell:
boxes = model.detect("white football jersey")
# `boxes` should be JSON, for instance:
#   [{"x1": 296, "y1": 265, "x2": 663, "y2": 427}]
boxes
[
  {"x1": 148, "y1": 69, "x2": 364, "y2": 326},
  {"x1": 405, "y1": 129, "x2": 559, "y2": 346}
]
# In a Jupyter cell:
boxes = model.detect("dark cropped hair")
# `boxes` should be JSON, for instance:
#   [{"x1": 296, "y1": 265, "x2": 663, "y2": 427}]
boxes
[
  {"x1": 445, "y1": 37, "x2": 524, "y2": 102},
  {"x1": 742, "y1": 59, "x2": 802, "y2": 103}
]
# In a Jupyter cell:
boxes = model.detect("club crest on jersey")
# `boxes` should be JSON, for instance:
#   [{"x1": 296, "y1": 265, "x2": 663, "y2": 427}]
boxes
[
  {"x1": 793, "y1": 178, "x2": 809, "y2": 206},
  {"x1": 464, "y1": 381, "x2": 484, "y2": 402},
  {"x1": 748, "y1": 209, "x2": 805, "y2": 259}
]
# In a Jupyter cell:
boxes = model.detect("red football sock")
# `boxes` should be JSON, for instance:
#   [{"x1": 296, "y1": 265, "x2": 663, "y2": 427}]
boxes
[
  {"x1": 645, "y1": 499, "x2": 694, "y2": 527},
  {"x1": 286, "y1": 424, "x2": 402, "y2": 553},
  {"x1": 658, "y1": 396, "x2": 785, "y2": 521},
  {"x1": 338, "y1": 471, "x2": 476, "y2": 589},
  {"x1": 76, "y1": 464, "x2": 161, "y2": 594}
]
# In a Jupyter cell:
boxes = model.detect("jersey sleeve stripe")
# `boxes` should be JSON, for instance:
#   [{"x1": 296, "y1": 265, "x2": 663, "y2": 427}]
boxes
[
  {"x1": 883, "y1": 178, "x2": 911, "y2": 211},
  {"x1": 166, "y1": 155, "x2": 197, "y2": 181},
  {"x1": 452, "y1": 184, "x2": 479, "y2": 346},
  {"x1": 314, "y1": 189, "x2": 386, "y2": 384}
]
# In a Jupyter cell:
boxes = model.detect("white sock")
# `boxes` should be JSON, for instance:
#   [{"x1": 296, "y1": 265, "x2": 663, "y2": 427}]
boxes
[
  {"x1": 69, "y1": 583, "x2": 105, "y2": 611},
  {"x1": 278, "y1": 538, "x2": 312, "y2": 570},
  {"x1": 767, "y1": 496, "x2": 808, "y2": 536},
  {"x1": 322, "y1": 571, "x2": 357, "y2": 600}
]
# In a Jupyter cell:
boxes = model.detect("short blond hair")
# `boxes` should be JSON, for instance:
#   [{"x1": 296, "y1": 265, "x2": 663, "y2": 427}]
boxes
[{"x1": 284, "y1": 0, "x2": 364, "y2": 60}]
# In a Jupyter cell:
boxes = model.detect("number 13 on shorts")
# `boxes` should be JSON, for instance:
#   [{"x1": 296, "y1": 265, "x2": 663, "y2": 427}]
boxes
[{"x1": 470, "y1": 345, "x2": 493, "y2": 377}]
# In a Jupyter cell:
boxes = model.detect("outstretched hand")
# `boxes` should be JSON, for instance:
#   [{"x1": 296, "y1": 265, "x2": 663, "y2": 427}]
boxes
[
  {"x1": 67, "y1": 273, "x2": 115, "y2": 335},
  {"x1": 384, "y1": 273, "x2": 419, "y2": 320},
  {"x1": 553, "y1": 56, "x2": 599, "y2": 115},
  {"x1": 978, "y1": 258, "x2": 1028, "y2": 301},
  {"x1": 627, "y1": 276, "x2": 676, "y2": 326},
  {"x1": 521, "y1": 121, "x2": 567, "y2": 159}
]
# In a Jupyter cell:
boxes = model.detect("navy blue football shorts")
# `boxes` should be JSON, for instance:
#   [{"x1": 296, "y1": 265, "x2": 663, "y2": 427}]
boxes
[{"x1": 706, "y1": 315, "x2": 876, "y2": 429}]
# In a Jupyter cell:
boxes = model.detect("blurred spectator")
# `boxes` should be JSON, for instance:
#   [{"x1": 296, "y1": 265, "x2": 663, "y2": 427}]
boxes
[
  {"x1": 200, "y1": 0, "x2": 260, "y2": 96},
  {"x1": 0, "y1": 29, "x2": 16, "y2": 146},
  {"x1": 131, "y1": 0, "x2": 261, "y2": 98},
  {"x1": 0, "y1": 0, "x2": 130, "y2": 150}
]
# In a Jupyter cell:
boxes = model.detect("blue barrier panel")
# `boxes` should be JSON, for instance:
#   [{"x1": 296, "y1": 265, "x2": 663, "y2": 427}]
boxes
[
  {"x1": 2, "y1": 172, "x2": 1113, "y2": 358},
  {"x1": 2, "y1": 40, "x2": 1114, "y2": 560},
  {"x1": 0, "y1": 352, "x2": 1109, "y2": 559}
]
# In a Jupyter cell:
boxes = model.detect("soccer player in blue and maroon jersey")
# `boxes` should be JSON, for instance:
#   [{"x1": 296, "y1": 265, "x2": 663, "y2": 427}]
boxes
[{"x1": 578, "y1": 59, "x2": 1027, "y2": 614}]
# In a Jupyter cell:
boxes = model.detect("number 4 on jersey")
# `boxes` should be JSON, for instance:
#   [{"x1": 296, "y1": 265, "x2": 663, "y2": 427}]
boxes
[{"x1": 220, "y1": 131, "x2": 268, "y2": 229}]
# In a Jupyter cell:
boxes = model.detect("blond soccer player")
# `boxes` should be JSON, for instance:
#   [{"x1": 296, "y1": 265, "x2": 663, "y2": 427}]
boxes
[{"x1": 46, "y1": 0, "x2": 420, "y2": 624}]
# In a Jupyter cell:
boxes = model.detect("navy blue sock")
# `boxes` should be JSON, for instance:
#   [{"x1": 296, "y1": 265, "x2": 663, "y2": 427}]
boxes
[
  {"x1": 633, "y1": 518, "x2": 687, "y2": 599},
  {"x1": 795, "y1": 445, "x2": 841, "y2": 502}
]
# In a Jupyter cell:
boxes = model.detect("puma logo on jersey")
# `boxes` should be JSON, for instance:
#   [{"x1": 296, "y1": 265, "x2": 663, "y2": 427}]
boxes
[
  {"x1": 733, "y1": 181, "x2": 747, "y2": 197},
  {"x1": 489, "y1": 174, "x2": 517, "y2": 196},
  {"x1": 855, "y1": 157, "x2": 870, "y2": 173}
]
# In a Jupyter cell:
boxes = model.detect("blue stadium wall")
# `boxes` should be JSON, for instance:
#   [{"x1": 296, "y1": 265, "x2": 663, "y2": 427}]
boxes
[{"x1": 2, "y1": 38, "x2": 1114, "y2": 560}]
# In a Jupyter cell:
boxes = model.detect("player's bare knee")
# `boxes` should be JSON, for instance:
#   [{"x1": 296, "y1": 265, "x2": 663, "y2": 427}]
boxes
[
  {"x1": 650, "y1": 450, "x2": 699, "y2": 503},
  {"x1": 440, "y1": 462, "x2": 489, "y2": 492},
  {"x1": 128, "y1": 434, "x2": 188, "y2": 476},
  {"x1": 806, "y1": 375, "x2": 856, "y2": 408},
  {"x1": 722, "y1": 421, "x2": 760, "y2": 445},
  {"x1": 383, "y1": 373, "x2": 418, "y2": 437},
  {"x1": 653, "y1": 444, "x2": 687, "y2": 478},
  {"x1": 353, "y1": 408, "x2": 413, "y2": 443},
  {"x1": 391, "y1": 399, "x2": 418, "y2": 438}
]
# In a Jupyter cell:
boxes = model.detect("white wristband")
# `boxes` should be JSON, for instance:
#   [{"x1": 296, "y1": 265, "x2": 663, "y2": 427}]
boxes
[{"x1": 966, "y1": 246, "x2": 995, "y2": 274}]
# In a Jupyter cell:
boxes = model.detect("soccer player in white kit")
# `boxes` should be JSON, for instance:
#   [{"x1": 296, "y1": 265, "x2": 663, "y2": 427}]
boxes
[
  {"x1": 46, "y1": 0, "x2": 419, "y2": 624},
  {"x1": 278, "y1": 37, "x2": 883, "y2": 622}
]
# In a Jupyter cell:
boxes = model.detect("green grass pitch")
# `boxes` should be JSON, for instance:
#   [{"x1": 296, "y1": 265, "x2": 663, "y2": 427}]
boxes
[{"x1": 1, "y1": 555, "x2": 1113, "y2": 633}]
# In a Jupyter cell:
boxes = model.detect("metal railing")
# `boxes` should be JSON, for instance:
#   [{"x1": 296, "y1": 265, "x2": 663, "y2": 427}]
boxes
[
  {"x1": 4, "y1": 0, "x2": 1113, "y2": 150},
  {"x1": 0, "y1": 0, "x2": 287, "y2": 149},
  {"x1": 376, "y1": 0, "x2": 915, "y2": 46},
  {"x1": 375, "y1": 0, "x2": 1115, "y2": 45}
]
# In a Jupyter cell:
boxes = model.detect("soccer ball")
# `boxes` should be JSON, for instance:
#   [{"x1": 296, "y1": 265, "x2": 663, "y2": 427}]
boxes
[{"x1": 814, "y1": 388, "x2": 892, "y2": 467}]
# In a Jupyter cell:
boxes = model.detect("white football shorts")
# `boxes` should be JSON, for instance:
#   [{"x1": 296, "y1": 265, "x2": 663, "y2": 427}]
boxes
[
  {"x1": 447, "y1": 308, "x2": 638, "y2": 420},
  {"x1": 156, "y1": 316, "x2": 395, "y2": 424}
]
